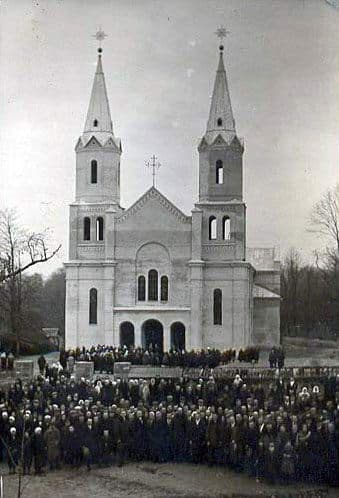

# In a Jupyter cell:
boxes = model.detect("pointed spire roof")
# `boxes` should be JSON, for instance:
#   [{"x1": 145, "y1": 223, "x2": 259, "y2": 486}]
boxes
[
  {"x1": 204, "y1": 45, "x2": 236, "y2": 144},
  {"x1": 82, "y1": 49, "x2": 115, "y2": 144}
]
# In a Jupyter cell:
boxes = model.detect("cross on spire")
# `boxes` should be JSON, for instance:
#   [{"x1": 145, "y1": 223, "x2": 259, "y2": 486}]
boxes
[
  {"x1": 214, "y1": 26, "x2": 230, "y2": 51},
  {"x1": 145, "y1": 155, "x2": 161, "y2": 187},
  {"x1": 92, "y1": 28, "x2": 107, "y2": 52}
]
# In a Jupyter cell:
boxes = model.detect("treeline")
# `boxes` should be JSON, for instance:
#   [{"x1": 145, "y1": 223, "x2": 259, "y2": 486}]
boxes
[
  {"x1": 281, "y1": 249, "x2": 339, "y2": 339},
  {"x1": 0, "y1": 268, "x2": 65, "y2": 353}
]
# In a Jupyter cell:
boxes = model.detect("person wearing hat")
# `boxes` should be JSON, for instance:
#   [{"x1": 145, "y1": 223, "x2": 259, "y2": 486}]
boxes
[
  {"x1": 31, "y1": 426, "x2": 46, "y2": 475},
  {"x1": 0, "y1": 351, "x2": 7, "y2": 371},
  {"x1": 7, "y1": 427, "x2": 19, "y2": 474}
]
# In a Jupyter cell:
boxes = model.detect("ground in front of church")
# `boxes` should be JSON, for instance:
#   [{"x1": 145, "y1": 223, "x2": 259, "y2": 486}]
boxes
[{"x1": 1, "y1": 461, "x2": 336, "y2": 498}]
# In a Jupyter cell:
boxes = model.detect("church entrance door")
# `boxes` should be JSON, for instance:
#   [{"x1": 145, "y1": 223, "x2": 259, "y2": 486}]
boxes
[
  {"x1": 120, "y1": 322, "x2": 135, "y2": 348},
  {"x1": 142, "y1": 319, "x2": 163, "y2": 352},
  {"x1": 170, "y1": 322, "x2": 186, "y2": 351}
]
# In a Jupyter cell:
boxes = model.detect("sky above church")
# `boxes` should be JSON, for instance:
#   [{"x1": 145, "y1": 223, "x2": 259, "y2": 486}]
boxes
[{"x1": 0, "y1": 0, "x2": 338, "y2": 276}]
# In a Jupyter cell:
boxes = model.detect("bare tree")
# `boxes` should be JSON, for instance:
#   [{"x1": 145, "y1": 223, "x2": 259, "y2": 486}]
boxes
[
  {"x1": 309, "y1": 183, "x2": 339, "y2": 254},
  {"x1": 309, "y1": 184, "x2": 339, "y2": 333},
  {"x1": 0, "y1": 209, "x2": 61, "y2": 353},
  {"x1": 281, "y1": 248, "x2": 302, "y2": 333},
  {"x1": 0, "y1": 209, "x2": 61, "y2": 283}
]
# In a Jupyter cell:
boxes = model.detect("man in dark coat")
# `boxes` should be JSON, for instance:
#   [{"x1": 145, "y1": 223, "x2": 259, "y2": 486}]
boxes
[
  {"x1": 38, "y1": 355, "x2": 47, "y2": 376},
  {"x1": 7, "y1": 427, "x2": 20, "y2": 474},
  {"x1": 83, "y1": 420, "x2": 99, "y2": 469},
  {"x1": 206, "y1": 413, "x2": 219, "y2": 465},
  {"x1": 44, "y1": 422, "x2": 61, "y2": 470},
  {"x1": 131, "y1": 410, "x2": 147, "y2": 461},
  {"x1": 172, "y1": 407, "x2": 187, "y2": 462},
  {"x1": 264, "y1": 441, "x2": 279, "y2": 484},
  {"x1": 64, "y1": 425, "x2": 81, "y2": 467},
  {"x1": 99, "y1": 430, "x2": 113, "y2": 467},
  {"x1": 31, "y1": 427, "x2": 46, "y2": 474},
  {"x1": 116, "y1": 410, "x2": 129, "y2": 466},
  {"x1": 22, "y1": 431, "x2": 32, "y2": 475},
  {"x1": 189, "y1": 412, "x2": 206, "y2": 464}
]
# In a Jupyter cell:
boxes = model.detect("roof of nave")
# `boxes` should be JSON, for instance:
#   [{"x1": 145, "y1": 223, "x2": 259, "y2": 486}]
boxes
[
  {"x1": 253, "y1": 284, "x2": 281, "y2": 300},
  {"x1": 115, "y1": 186, "x2": 191, "y2": 225}
]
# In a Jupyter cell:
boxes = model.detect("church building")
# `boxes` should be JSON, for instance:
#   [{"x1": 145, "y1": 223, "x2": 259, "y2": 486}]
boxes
[{"x1": 65, "y1": 41, "x2": 280, "y2": 351}]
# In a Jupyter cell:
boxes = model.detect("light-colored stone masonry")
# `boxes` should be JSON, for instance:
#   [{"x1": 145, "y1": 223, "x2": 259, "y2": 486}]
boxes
[{"x1": 65, "y1": 45, "x2": 280, "y2": 350}]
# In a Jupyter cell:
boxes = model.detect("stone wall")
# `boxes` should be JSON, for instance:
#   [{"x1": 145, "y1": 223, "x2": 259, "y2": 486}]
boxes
[
  {"x1": 253, "y1": 298, "x2": 280, "y2": 346},
  {"x1": 202, "y1": 262, "x2": 254, "y2": 349}
]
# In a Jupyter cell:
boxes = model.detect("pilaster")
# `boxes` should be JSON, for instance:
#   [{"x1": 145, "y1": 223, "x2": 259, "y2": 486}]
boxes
[
  {"x1": 103, "y1": 262, "x2": 117, "y2": 345},
  {"x1": 105, "y1": 207, "x2": 116, "y2": 260},
  {"x1": 189, "y1": 260, "x2": 205, "y2": 349},
  {"x1": 191, "y1": 208, "x2": 203, "y2": 260}
]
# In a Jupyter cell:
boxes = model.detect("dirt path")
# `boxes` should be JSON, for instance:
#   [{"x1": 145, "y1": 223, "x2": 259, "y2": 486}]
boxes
[{"x1": 1, "y1": 463, "x2": 335, "y2": 498}]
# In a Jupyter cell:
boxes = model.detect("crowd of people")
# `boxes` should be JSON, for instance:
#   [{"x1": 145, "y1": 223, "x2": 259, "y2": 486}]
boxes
[
  {"x1": 0, "y1": 359, "x2": 338, "y2": 486},
  {"x1": 59, "y1": 345, "x2": 262, "y2": 373}
]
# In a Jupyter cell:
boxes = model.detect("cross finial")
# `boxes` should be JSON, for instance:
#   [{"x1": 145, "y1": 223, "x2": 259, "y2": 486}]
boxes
[
  {"x1": 214, "y1": 26, "x2": 230, "y2": 51},
  {"x1": 145, "y1": 155, "x2": 161, "y2": 187},
  {"x1": 93, "y1": 27, "x2": 107, "y2": 53}
]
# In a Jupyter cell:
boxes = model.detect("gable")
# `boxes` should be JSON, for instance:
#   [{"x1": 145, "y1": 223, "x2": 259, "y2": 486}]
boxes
[
  {"x1": 74, "y1": 137, "x2": 83, "y2": 152},
  {"x1": 83, "y1": 135, "x2": 102, "y2": 149},
  {"x1": 104, "y1": 137, "x2": 122, "y2": 152},
  {"x1": 116, "y1": 187, "x2": 191, "y2": 229}
]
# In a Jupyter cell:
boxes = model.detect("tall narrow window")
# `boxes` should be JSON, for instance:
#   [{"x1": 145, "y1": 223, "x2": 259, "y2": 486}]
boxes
[
  {"x1": 89, "y1": 288, "x2": 97, "y2": 324},
  {"x1": 217, "y1": 118, "x2": 223, "y2": 126},
  {"x1": 148, "y1": 269, "x2": 158, "y2": 301},
  {"x1": 161, "y1": 276, "x2": 168, "y2": 302},
  {"x1": 209, "y1": 216, "x2": 217, "y2": 240},
  {"x1": 96, "y1": 217, "x2": 104, "y2": 241},
  {"x1": 213, "y1": 289, "x2": 222, "y2": 325},
  {"x1": 93, "y1": 119, "x2": 98, "y2": 127},
  {"x1": 216, "y1": 160, "x2": 223, "y2": 184},
  {"x1": 84, "y1": 217, "x2": 91, "y2": 241},
  {"x1": 138, "y1": 276, "x2": 146, "y2": 301},
  {"x1": 222, "y1": 216, "x2": 231, "y2": 240},
  {"x1": 91, "y1": 160, "x2": 97, "y2": 184}
]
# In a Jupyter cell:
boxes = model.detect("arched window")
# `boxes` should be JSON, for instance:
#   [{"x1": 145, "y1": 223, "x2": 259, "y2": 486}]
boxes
[
  {"x1": 91, "y1": 160, "x2": 97, "y2": 184},
  {"x1": 148, "y1": 269, "x2": 158, "y2": 301},
  {"x1": 120, "y1": 322, "x2": 135, "y2": 348},
  {"x1": 213, "y1": 289, "x2": 222, "y2": 325},
  {"x1": 138, "y1": 276, "x2": 146, "y2": 301},
  {"x1": 96, "y1": 217, "x2": 104, "y2": 241},
  {"x1": 216, "y1": 160, "x2": 223, "y2": 184},
  {"x1": 83, "y1": 217, "x2": 91, "y2": 241},
  {"x1": 93, "y1": 119, "x2": 98, "y2": 127},
  {"x1": 89, "y1": 288, "x2": 97, "y2": 324},
  {"x1": 217, "y1": 117, "x2": 223, "y2": 126},
  {"x1": 222, "y1": 216, "x2": 231, "y2": 240},
  {"x1": 160, "y1": 276, "x2": 168, "y2": 302},
  {"x1": 209, "y1": 216, "x2": 217, "y2": 240}
]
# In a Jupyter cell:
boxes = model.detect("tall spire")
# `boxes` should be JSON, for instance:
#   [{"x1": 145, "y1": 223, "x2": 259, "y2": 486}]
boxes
[
  {"x1": 205, "y1": 41, "x2": 236, "y2": 143},
  {"x1": 83, "y1": 48, "x2": 113, "y2": 142}
]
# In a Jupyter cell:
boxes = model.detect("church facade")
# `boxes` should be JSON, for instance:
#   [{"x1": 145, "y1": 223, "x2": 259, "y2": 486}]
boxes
[{"x1": 65, "y1": 44, "x2": 280, "y2": 351}]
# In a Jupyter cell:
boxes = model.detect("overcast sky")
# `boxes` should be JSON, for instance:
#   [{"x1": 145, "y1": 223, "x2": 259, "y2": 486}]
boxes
[{"x1": 0, "y1": 0, "x2": 338, "y2": 276}]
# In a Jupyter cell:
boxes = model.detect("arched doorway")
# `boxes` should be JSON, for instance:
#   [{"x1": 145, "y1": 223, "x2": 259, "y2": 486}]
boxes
[
  {"x1": 120, "y1": 322, "x2": 135, "y2": 348},
  {"x1": 170, "y1": 322, "x2": 186, "y2": 351},
  {"x1": 142, "y1": 319, "x2": 163, "y2": 352}
]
